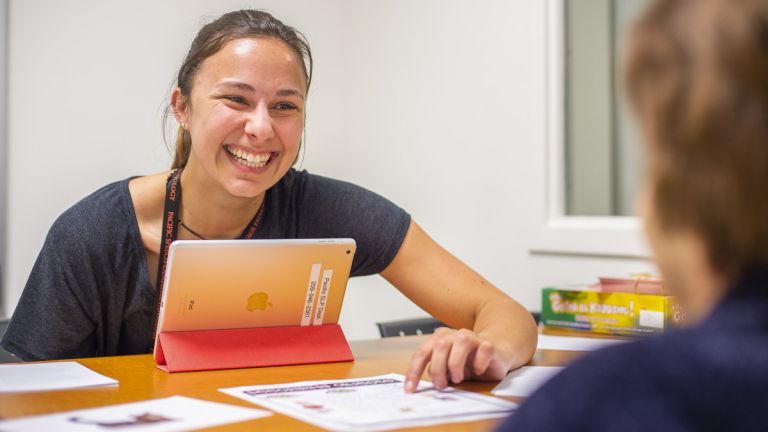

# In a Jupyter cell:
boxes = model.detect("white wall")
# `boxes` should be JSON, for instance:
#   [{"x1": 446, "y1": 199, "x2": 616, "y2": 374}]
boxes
[
  {"x1": 4, "y1": 0, "x2": 654, "y2": 340},
  {"x1": 0, "y1": 0, "x2": 7, "y2": 316}
]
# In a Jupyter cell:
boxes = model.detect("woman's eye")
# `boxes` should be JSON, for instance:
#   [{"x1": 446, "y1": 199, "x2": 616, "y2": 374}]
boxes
[
  {"x1": 273, "y1": 102, "x2": 298, "y2": 111},
  {"x1": 224, "y1": 95, "x2": 248, "y2": 105}
]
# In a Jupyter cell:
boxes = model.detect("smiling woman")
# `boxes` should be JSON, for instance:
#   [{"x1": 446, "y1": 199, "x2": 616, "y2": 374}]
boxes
[{"x1": 0, "y1": 9, "x2": 537, "y2": 391}]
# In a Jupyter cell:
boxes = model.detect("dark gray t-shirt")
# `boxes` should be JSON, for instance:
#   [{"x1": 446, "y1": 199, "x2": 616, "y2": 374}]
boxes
[{"x1": 1, "y1": 169, "x2": 410, "y2": 361}]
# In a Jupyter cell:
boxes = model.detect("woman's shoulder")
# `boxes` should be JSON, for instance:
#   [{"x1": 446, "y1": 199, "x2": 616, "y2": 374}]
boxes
[
  {"x1": 270, "y1": 168, "x2": 407, "y2": 219},
  {"x1": 272, "y1": 168, "x2": 388, "y2": 200},
  {"x1": 55, "y1": 178, "x2": 134, "y2": 228},
  {"x1": 49, "y1": 174, "x2": 163, "y2": 248}
]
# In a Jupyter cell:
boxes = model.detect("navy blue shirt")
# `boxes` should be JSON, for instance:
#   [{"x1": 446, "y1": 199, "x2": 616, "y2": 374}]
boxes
[
  {"x1": 1, "y1": 169, "x2": 410, "y2": 361},
  {"x1": 498, "y1": 270, "x2": 768, "y2": 432}
]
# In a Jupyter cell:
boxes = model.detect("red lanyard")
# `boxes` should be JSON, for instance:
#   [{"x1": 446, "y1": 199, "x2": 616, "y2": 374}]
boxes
[{"x1": 150, "y1": 169, "x2": 265, "y2": 347}]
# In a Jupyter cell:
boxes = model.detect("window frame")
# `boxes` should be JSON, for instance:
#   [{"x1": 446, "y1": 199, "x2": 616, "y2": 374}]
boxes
[{"x1": 530, "y1": 0, "x2": 650, "y2": 258}]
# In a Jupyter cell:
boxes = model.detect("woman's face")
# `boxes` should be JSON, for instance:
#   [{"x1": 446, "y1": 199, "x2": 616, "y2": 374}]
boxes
[{"x1": 174, "y1": 37, "x2": 307, "y2": 198}]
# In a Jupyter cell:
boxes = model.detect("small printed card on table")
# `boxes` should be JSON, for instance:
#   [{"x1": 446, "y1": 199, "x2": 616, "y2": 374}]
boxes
[{"x1": 0, "y1": 395, "x2": 271, "y2": 432}]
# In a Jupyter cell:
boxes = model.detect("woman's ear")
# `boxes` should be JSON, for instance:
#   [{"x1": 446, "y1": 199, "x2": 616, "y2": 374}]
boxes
[{"x1": 171, "y1": 87, "x2": 189, "y2": 128}]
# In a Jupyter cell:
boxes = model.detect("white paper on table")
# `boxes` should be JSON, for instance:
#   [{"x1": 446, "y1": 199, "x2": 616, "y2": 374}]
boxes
[
  {"x1": 537, "y1": 334, "x2": 628, "y2": 351},
  {"x1": 220, "y1": 373, "x2": 516, "y2": 432},
  {"x1": 0, "y1": 395, "x2": 271, "y2": 432},
  {"x1": 0, "y1": 362, "x2": 118, "y2": 393},
  {"x1": 492, "y1": 366, "x2": 565, "y2": 397}
]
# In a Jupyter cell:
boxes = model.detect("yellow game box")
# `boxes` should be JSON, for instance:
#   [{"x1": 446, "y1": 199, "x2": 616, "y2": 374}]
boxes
[{"x1": 541, "y1": 287, "x2": 686, "y2": 337}]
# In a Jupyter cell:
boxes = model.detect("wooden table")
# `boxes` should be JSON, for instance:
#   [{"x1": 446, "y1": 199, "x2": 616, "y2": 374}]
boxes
[{"x1": 0, "y1": 335, "x2": 591, "y2": 431}]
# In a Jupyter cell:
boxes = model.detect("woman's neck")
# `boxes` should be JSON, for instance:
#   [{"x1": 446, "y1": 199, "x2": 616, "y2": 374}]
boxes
[{"x1": 178, "y1": 166, "x2": 264, "y2": 240}]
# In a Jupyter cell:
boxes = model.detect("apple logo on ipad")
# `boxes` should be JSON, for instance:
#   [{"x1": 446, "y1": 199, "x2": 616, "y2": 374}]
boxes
[{"x1": 247, "y1": 292, "x2": 273, "y2": 312}]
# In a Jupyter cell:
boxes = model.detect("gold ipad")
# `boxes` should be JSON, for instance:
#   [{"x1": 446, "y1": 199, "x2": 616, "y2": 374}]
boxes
[{"x1": 153, "y1": 238, "x2": 356, "y2": 352}]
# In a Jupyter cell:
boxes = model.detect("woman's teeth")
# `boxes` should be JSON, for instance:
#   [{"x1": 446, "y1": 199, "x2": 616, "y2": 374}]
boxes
[{"x1": 226, "y1": 146, "x2": 271, "y2": 168}]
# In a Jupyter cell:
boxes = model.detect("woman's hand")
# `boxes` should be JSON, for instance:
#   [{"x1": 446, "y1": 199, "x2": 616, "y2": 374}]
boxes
[
  {"x1": 404, "y1": 327, "x2": 513, "y2": 392},
  {"x1": 380, "y1": 221, "x2": 538, "y2": 392}
]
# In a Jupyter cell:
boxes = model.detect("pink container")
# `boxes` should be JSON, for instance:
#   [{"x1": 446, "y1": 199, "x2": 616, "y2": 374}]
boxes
[{"x1": 597, "y1": 275, "x2": 664, "y2": 295}]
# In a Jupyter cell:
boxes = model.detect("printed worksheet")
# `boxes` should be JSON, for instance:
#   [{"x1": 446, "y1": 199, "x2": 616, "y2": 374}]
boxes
[
  {"x1": 220, "y1": 373, "x2": 516, "y2": 432},
  {"x1": 0, "y1": 396, "x2": 271, "y2": 432}
]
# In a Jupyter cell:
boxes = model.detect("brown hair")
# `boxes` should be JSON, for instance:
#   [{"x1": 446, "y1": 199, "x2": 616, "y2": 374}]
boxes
[
  {"x1": 625, "y1": 0, "x2": 768, "y2": 280},
  {"x1": 166, "y1": 10, "x2": 313, "y2": 169}
]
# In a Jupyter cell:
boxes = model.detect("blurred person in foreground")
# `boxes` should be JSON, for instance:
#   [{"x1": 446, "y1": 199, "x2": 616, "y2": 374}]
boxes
[{"x1": 498, "y1": 0, "x2": 768, "y2": 430}]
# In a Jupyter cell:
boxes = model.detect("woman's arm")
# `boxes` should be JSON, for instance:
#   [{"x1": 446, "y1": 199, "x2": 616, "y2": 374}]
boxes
[{"x1": 380, "y1": 221, "x2": 538, "y2": 392}]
